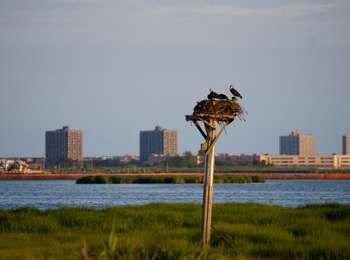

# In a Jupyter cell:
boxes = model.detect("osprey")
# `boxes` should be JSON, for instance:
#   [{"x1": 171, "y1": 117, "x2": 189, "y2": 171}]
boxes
[
  {"x1": 208, "y1": 89, "x2": 229, "y2": 100},
  {"x1": 207, "y1": 89, "x2": 220, "y2": 100},
  {"x1": 217, "y1": 93, "x2": 229, "y2": 100},
  {"x1": 229, "y1": 85, "x2": 242, "y2": 99}
]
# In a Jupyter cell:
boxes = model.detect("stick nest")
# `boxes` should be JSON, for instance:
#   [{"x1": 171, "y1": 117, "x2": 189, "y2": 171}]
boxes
[{"x1": 191, "y1": 99, "x2": 245, "y2": 123}]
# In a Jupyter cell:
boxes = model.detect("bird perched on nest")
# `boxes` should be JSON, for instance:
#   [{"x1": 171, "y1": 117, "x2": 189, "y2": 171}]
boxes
[
  {"x1": 207, "y1": 89, "x2": 229, "y2": 100},
  {"x1": 229, "y1": 85, "x2": 242, "y2": 99}
]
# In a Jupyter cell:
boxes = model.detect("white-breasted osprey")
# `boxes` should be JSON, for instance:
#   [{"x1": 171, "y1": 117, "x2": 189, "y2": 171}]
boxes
[{"x1": 229, "y1": 85, "x2": 242, "y2": 99}]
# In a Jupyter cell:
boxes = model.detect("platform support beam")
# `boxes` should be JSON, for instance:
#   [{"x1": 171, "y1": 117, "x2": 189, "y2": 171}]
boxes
[{"x1": 201, "y1": 120, "x2": 216, "y2": 247}]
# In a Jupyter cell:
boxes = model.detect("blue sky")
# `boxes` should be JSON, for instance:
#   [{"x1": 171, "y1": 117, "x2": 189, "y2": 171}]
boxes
[{"x1": 0, "y1": 0, "x2": 349, "y2": 156}]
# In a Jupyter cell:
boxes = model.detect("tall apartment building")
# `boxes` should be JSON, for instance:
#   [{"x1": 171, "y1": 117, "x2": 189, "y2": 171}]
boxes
[
  {"x1": 343, "y1": 135, "x2": 350, "y2": 155},
  {"x1": 139, "y1": 126, "x2": 178, "y2": 162},
  {"x1": 279, "y1": 129, "x2": 315, "y2": 156},
  {"x1": 45, "y1": 126, "x2": 83, "y2": 168}
]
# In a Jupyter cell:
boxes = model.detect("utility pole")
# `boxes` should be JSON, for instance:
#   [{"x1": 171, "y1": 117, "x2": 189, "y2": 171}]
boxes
[
  {"x1": 185, "y1": 115, "x2": 229, "y2": 247},
  {"x1": 186, "y1": 88, "x2": 245, "y2": 247},
  {"x1": 201, "y1": 120, "x2": 216, "y2": 246}
]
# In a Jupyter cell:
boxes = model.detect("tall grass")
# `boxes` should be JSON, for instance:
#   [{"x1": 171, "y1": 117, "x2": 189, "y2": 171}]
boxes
[{"x1": 0, "y1": 203, "x2": 349, "y2": 259}]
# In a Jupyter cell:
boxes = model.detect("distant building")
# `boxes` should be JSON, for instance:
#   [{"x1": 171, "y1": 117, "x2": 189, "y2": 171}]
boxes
[
  {"x1": 0, "y1": 159, "x2": 31, "y2": 173},
  {"x1": 343, "y1": 135, "x2": 350, "y2": 155},
  {"x1": 24, "y1": 158, "x2": 44, "y2": 171},
  {"x1": 118, "y1": 155, "x2": 139, "y2": 164},
  {"x1": 0, "y1": 157, "x2": 44, "y2": 171},
  {"x1": 196, "y1": 155, "x2": 205, "y2": 165},
  {"x1": 139, "y1": 126, "x2": 178, "y2": 162},
  {"x1": 259, "y1": 154, "x2": 350, "y2": 169},
  {"x1": 216, "y1": 153, "x2": 259, "y2": 165},
  {"x1": 45, "y1": 126, "x2": 83, "y2": 168},
  {"x1": 279, "y1": 129, "x2": 315, "y2": 156}
]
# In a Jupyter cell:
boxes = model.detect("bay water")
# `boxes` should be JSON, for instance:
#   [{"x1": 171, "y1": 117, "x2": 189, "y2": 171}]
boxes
[{"x1": 0, "y1": 180, "x2": 349, "y2": 209}]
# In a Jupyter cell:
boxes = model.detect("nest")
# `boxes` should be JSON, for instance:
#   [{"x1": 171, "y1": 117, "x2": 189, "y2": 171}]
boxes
[{"x1": 189, "y1": 99, "x2": 245, "y2": 123}]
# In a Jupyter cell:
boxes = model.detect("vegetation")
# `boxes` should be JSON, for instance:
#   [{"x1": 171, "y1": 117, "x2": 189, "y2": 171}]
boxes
[
  {"x1": 49, "y1": 165, "x2": 350, "y2": 174},
  {"x1": 76, "y1": 175, "x2": 266, "y2": 184},
  {"x1": 44, "y1": 151, "x2": 350, "y2": 173},
  {"x1": 0, "y1": 203, "x2": 349, "y2": 259}
]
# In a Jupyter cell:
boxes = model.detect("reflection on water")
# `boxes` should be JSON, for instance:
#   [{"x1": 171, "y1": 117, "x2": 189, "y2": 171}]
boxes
[{"x1": 0, "y1": 180, "x2": 349, "y2": 209}]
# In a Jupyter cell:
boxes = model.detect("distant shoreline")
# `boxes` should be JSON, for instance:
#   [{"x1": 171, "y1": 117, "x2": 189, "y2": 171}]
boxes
[{"x1": 1, "y1": 172, "x2": 350, "y2": 180}]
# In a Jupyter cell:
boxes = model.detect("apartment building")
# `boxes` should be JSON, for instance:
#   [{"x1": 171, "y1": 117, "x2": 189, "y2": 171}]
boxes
[
  {"x1": 139, "y1": 126, "x2": 178, "y2": 162},
  {"x1": 280, "y1": 129, "x2": 315, "y2": 156},
  {"x1": 45, "y1": 126, "x2": 83, "y2": 168}
]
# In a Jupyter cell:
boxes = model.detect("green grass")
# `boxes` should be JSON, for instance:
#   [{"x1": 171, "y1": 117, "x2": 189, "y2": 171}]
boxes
[
  {"x1": 0, "y1": 203, "x2": 349, "y2": 259},
  {"x1": 76, "y1": 175, "x2": 266, "y2": 184}
]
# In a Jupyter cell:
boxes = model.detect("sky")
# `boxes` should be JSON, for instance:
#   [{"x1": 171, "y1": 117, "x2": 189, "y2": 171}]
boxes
[{"x1": 0, "y1": 0, "x2": 349, "y2": 157}]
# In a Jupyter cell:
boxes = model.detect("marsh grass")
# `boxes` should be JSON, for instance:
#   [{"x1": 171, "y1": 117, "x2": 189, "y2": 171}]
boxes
[
  {"x1": 0, "y1": 203, "x2": 349, "y2": 259},
  {"x1": 76, "y1": 175, "x2": 265, "y2": 184}
]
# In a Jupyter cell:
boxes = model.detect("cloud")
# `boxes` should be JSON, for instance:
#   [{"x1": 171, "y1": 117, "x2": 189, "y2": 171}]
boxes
[{"x1": 147, "y1": 3, "x2": 334, "y2": 18}]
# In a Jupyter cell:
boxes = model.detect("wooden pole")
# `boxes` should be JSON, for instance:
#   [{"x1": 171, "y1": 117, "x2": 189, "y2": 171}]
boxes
[{"x1": 201, "y1": 120, "x2": 216, "y2": 247}]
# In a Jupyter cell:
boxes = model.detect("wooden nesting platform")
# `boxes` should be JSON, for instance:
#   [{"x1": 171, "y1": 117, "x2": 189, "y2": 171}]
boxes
[{"x1": 185, "y1": 100, "x2": 244, "y2": 124}]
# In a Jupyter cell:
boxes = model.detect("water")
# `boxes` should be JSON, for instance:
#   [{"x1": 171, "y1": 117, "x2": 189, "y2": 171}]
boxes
[{"x1": 0, "y1": 180, "x2": 349, "y2": 209}]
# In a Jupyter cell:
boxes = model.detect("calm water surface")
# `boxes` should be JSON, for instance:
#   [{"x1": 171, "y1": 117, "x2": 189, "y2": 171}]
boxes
[{"x1": 0, "y1": 180, "x2": 349, "y2": 209}]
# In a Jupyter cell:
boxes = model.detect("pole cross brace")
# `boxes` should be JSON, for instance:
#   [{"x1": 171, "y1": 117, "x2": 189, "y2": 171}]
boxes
[
  {"x1": 204, "y1": 123, "x2": 227, "y2": 155},
  {"x1": 194, "y1": 121, "x2": 207, "y2": 140}
]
